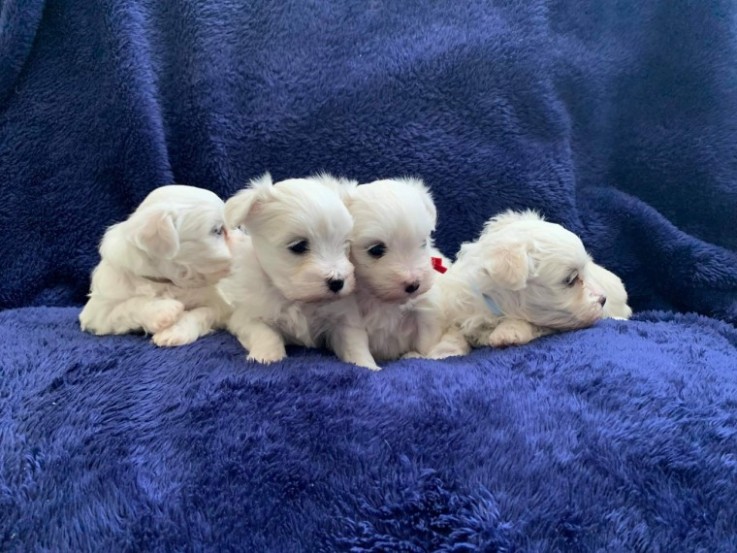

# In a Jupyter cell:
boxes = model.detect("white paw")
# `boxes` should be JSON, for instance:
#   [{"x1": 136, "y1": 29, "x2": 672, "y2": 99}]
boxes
[
  {"x1": 401, "y1": 351, "x2": 423, "y2": 359},
  {"x1": 488, "y1": 326, "x2": 531, "y2": 348},
  {"x1": 361, "y1": 361, "x2": 382, "y2": 371},
  {"x1": 148, "y1": 300, "x2": 185, "y2": 333},
  {"x1": 247, "y1": 347, "x2": 286, "y2": 365},
  {"x1": 428, "y1": 344, "x2": 466, "y2": 359},
  {"x1": 152, "y1": 324, "x2": 198, "y2": 347}
]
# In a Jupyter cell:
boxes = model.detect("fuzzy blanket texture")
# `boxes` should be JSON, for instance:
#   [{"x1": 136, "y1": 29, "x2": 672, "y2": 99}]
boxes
[{"x1": 1, "y1": 0, "x2": 737, "y2": 551}]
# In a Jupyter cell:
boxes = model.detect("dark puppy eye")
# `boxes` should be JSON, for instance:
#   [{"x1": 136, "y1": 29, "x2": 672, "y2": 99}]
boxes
[
  {"x1": 367, "y1": 242, "x2": 386, "y2": 259},
  {"x1": 421, "y1": 240, "x2": 428, "y2": 249},
  {"x1": 212, "y1": 225, "x2": 224, "y2": 236},
  {"x1": 565, "y1": 271, "x2": 579, "y2": 287},
  {"x1": 288, "y1": 239, "x2": 309, "y2": 255}
]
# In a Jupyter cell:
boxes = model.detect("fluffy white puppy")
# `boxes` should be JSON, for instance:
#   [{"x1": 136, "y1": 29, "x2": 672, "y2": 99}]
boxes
[
  {"x1": 79, "y1": 185, "x2": 235, "y2": 346},
  {"x1": 219, "y1": 173, "x2": 378, "y2": 370},
  {"x1": 342, "y1": 177, "x2": 448, "y2": 361},
  {"x1": 432, "y1": 210, "x2": 632, "y2": 354}
]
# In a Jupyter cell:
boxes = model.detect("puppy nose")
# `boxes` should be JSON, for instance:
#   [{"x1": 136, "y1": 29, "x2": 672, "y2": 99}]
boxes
[
  {"x1": 405, "y1": 281, "x2": 420, "y2": 294},
  {"x1": 327, "y1": 278, "x2": 344, "y2": 293},
  {"x1": 598, "y1": 295, "x2": 607, "y2": 307}
]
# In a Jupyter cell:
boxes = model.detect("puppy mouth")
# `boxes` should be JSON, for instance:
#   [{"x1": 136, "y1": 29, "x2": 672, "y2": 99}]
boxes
[{"x1": 370, "y1": 286, "x2": 426, "y2": 303}]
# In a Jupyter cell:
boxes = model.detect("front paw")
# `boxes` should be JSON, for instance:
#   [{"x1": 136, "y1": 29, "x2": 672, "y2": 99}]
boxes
[
  {"x1": 152, "y1": 324, "x2": 198, "y2": 347},
  {"x1": 428, "y1": 344, "x2": 466, "y2": 359},
  {"x1": 148, "y1": 300, "x2": 185, "y2": 333},
  {"x1": 488, "y1": 324, "x2": 533, "y2": 348},
  {"x1": 247, "y1": 346, "x2": 286, "y2": 365},
  {"x1": 360, "y1": 361, "x2": 382, "y2": 371}
]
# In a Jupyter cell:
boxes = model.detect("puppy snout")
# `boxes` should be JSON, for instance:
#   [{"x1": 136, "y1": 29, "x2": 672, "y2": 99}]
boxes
[
  {"x1": 404, "y1": 281, "x2": 420, "y2": 294},
  {"x1": 327, "y1": 278, "x2": 344, "y2": 293},
  {"x1": 598, "y1": 295, "x2": 607, "y2": 307}
]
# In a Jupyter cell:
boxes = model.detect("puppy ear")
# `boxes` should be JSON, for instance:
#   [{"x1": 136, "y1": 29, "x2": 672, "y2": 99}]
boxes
[
  {"x1": 314, "y1": 172, "x2": 358, "y2": 205},
  {"x1": 483, "y1": 241, "x2": 531, "y2": 291},
  {"x1": 225, "y1": 172, "x2": 273, "y2": 228},
  {"x1": 400, "y1": 177, "x2": 437, "y2": 227},
  {"x1": 130, "y1": 208, "x2": 180, "y2": 259}
]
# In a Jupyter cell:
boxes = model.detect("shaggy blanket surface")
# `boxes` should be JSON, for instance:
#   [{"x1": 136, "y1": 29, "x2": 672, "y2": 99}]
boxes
[
  {"x1": 2, "y1": 0, "x2": 737, "y2": 550},
  {"x1": 2, "y1": 308, "x2": 737, "y2": 551}
]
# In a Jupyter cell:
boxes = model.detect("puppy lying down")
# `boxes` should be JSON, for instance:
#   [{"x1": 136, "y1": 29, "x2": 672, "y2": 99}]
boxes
[
  {"x1": 219, "y1": 173, "x2": 378, "y2": 370},
  {"x1": 430, "y1": 210, "x2": 631, "y2": 356},
  {"x1": 79, "y1": 185, "x2": 234, "y2": 346}
]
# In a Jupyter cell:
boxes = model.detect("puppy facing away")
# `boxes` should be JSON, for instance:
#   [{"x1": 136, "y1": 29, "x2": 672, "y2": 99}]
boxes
[
  {"x1": 79, "y1": 185, "x2": 235, "y2": 346},
  {"x1": 431, "y1": 210, "x2": 632, "y2": 355},
  {"x1": 342, "y1": 177, "x2": 448, "y2": 361},
  {"x1": 219, "y1": 173, "x2": 378, "y2": 370}
]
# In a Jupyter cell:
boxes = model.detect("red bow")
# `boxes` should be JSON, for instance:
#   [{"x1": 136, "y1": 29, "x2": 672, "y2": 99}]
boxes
[{"x1": 431, "y1": 256, "x2": 447, "y2": 274}]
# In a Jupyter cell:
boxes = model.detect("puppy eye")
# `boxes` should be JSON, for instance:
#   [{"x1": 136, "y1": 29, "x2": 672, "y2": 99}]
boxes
[
  {"x1": 565, "y1": 271, "x2": 579, "y2": 287},
  {"x1": 212, "y1": 225, "x2": 225, "y2": 236},
  {"x1": 421, "y1": 240, "x2": 428, "y2": 249},
  {"x1": 288, "y1": 239, "x2": 309, "y2": 255},
  {"x1": 367, "y1": 242, "x2": 386, "y2": 259}
]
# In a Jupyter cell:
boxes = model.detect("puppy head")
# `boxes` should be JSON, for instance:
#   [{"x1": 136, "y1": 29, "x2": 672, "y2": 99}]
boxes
[
  {"x1": 471, "y1": 210, "x2": 607, "y2": 329},
  {"x1": 101, "y1": 185, "x2": 234, "y2": 287},
  {"x1": 225, "y1": 173, "x2": 355, "y2": 302},
  {"x1": 344, "y1": 177, "x2": 437, "y2": 302}
]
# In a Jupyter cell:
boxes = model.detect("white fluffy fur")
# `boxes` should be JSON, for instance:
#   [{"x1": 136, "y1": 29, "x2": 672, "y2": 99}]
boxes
[
  {"x1": 219, "y1": 173, "x2": 378, "y2": 370},
  {"x1": 79, "y1": 185, "x2": 235, "y2": 346},
  {"x1": 342, "y1": 177, "x2": 448, "y2": 361},
  {"x1": 431, "y1": 210, "x2": 632, "y2": 355}
]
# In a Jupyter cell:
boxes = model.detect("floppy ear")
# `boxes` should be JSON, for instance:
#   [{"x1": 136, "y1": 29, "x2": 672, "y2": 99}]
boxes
[
  {"x1": 130, "y1": 208, "x2": 180, "y2": 259},
  {"x1": 400, "y1": 177, "x2": 436, "y2": 227},
  {"x1": 224, "y1": 172, "x2": 273, "y2": 228},
  {"x1": 483, "y1": 241, "x2": 531, "y2": 291}
]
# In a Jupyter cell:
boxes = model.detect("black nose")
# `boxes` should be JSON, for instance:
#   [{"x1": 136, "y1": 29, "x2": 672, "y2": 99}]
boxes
[
  {"x1": 405, "y1": 281, "x2": 420, "y2": 294},
  {"x1": 327, "y1": 279, "x2": 344, "y2": 293},
  {"x1": 598, "y1": 295, "x2": 607, "y2": 307}
]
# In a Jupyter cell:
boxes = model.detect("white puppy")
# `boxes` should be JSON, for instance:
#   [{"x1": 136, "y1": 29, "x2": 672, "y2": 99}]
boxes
[
  {"x1": 79, "y1": 185, "x2": 235, "y2": 346},
  {"x1": 432, "y1": 210, "x2": 632, "y2": 354},
  {"x1": 219, "y1": 173, "x2": 378, "y2": 370},
  {"x1": 342, "y1": 177, "x2": 448, "y2": 361}
]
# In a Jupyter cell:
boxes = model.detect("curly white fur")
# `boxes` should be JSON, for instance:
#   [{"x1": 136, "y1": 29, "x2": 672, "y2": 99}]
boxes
[
  {"x1": 431, "y1": 210, "x2": 632, "y2": 354},
  {"x1": 79, "y1": 185, "x2": 234, "y2": 346},
  {"x1": 342, "y1": 177, "x2": 448, "y2": 361},
  {"x1": 219, "y1": 173, "x2": 378, "y2": 370}
]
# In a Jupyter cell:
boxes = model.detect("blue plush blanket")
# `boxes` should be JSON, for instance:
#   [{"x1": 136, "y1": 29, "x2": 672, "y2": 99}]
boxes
[{"x1": 2, "y1": 0, "x2": 737, "y2": 550}]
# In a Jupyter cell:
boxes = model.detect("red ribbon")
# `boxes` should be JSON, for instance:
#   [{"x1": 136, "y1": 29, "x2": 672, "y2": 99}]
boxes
[{"x1": 431, "y1": 256, "x2": 447, "y2": 274}]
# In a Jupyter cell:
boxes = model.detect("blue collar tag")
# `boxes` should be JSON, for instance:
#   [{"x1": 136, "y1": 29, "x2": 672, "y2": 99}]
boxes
[
  {"x1": 471, "y1": 283, "x2": 504, "y2": 316},
  {"x1": 482, "y1": 293, "x2": 504, "y2": 317}
]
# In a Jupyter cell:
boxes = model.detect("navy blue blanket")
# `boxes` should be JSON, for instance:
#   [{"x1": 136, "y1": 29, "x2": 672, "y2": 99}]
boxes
[
  {"x1": 2, "y1": 308, "x2": 737, "y2": 551},
  {"x1": 2, "y1": 0, "x2": 737, "y2": 550}
]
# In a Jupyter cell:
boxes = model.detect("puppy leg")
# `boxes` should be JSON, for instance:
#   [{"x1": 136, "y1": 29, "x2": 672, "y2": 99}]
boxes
[
  {"x1": 412, "y1": 311, "x2": 446, "y2": 357},
  {"x1": 330, "y1": 325, "x2": 380, "y2": 370},
  {"x1": 101, "y1": 297, "x2": 184, "y2": 335},
  {"x1": 488, "y1": 319, "x2": 541, "y2": 347},
  {"x1": 426, "y1": 327, "x2": 471, "y2": 358},
  {"x1": 152, "y1": 306, "x2": 218, "y2": 347},
  {"x1": 229, "y1": 310, "x2": 286, "y2": 364}
]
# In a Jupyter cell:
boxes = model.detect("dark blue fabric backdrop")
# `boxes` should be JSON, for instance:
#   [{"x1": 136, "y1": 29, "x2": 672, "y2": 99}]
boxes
[
  {"x1": 1, "y1": 0, "x2": 736, "y2": 320},
  {"x1": 2, "y1": 1, "x2": 737, "y2": 551}
]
